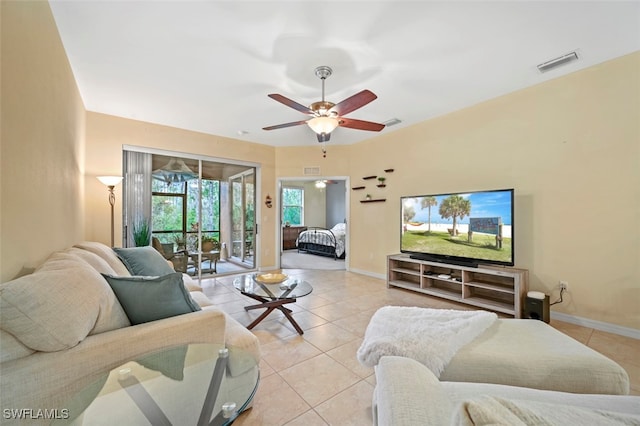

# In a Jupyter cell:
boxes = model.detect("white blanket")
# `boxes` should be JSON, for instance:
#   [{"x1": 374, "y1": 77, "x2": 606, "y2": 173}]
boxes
[{"x1": 357, "y1": 306, "x2": 497, "y2": 376}]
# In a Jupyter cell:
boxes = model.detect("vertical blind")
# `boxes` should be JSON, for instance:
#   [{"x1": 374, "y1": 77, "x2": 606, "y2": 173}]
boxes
[{"x1": 122, "y1": 150, "x2": 152, "y2": 247}]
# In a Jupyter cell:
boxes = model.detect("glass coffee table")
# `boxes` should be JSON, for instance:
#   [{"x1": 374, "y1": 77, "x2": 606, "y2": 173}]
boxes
[
  {"x1": 53, "y1": 343, "x2": 259, "y2": 426},
  {"x1": 233, "y1": 274, "x2": 313, "y2": 335}
]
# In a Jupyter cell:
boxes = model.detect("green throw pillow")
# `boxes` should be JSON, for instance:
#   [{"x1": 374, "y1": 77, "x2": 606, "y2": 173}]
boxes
[
  {"x1": 113, "y1": 246, "x2": 175, "y2": 276},
  {"x1": 102, "y1": 273, "x2": 201, "y2": 325}
]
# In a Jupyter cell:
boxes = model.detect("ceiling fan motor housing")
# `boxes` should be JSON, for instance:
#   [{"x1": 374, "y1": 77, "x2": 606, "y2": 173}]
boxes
[{"x1": 310, "y1": 101, "x2": 336, "y2": 116}]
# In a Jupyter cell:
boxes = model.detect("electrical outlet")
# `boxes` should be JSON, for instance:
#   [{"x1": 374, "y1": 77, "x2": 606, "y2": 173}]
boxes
[{"x1": 559, "y1": 281, "x2": 569, "y2": 291}]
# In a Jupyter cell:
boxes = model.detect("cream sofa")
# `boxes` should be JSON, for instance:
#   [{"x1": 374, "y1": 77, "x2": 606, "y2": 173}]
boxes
[
  {"x1": 373, "y1": 356, "x2": 640, "y2": 426},
  {"x1": 0, "y1": 242, "x2": 259, "y2": 424}
]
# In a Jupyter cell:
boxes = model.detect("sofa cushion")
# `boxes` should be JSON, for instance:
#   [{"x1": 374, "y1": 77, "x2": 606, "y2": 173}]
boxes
[
  {"x1": 374, "y1": 356, "x2": 453, "y2": 426},
  {"x1": 74, "y1": 241, "x2": 131, "y2": 276},
  {"x1": 0, "y1": 265, "x2": 113, "y2": 351},
  {"x1": 189, "y1": 291, "x2": 213, "y2": 307},
  {"x1": 220, "y1": 311, "x2": 262, "y2": 377},
  {"x1": 441, "y1": 319, "x2": 630, "y2": 394},
  {"x1": 102, "y1": 273, "x2": 201, "y2": 325},
  {"x1": 0, "y1": 330, "x2": 34, "y2": 362},
  {"x1": 452, "y1": 395, "x2": 640, "y2": 425},
  {"x1": 113, "y1": 246, "x2": 175, "y2": 276},
  {"x1": 35, "y1": 252, "x2": 131, "y2": 335},
  {"x1": 182, "y1": 274, "x2": 203, "y2": 292},
  {"x1": 66, "y1": 247, "x2": 119, "y2": 275}
]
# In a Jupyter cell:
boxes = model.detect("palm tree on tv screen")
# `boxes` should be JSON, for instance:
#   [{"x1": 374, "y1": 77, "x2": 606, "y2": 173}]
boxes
[
  {"x1": 439, "y1": 195, "x2": 471, "y2": 235},
  {"x1": 421, "y1": 196, "x2": 437, "y2": 232}
]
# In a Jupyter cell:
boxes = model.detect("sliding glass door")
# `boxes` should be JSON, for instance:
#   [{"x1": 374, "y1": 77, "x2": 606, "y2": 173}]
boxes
[
  {"x1": 123, "y1": 147, "x2": 257, "y2": 276},
  {"x1": 230, "y1": 169, "x2": 255, "y2": 265}
]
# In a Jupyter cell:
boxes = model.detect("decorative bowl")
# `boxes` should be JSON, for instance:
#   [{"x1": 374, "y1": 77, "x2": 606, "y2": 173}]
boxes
[{"x1": 255, "y1": 273, "x2": 288, "y2": 284}]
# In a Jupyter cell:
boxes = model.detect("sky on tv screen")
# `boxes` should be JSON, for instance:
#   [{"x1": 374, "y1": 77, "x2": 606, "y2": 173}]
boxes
[{"x1": 405, "y1": 191, "x2": 512, "y2": 225}]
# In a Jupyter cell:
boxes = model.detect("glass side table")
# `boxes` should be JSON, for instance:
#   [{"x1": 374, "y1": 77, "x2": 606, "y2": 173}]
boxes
[{"x1": 53, "y1": 343, "x2": 259, "y2": 426}]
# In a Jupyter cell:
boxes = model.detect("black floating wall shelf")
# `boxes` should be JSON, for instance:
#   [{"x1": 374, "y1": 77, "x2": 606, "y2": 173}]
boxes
[
  {"x1": 352, "y1": 186, "x2": 365, "y2": 190},
  {"x1": 363, "y1": 175, "x2": 377, "y2": 180}
]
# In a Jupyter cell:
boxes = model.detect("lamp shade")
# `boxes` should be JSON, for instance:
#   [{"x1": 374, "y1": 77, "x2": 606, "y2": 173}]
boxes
[
  {"x1": 307, "y1": 116, "x2": 339, "y2": 134},
  {"x1": 97, "y1": 176, "x2": 123, "y2": 186}
]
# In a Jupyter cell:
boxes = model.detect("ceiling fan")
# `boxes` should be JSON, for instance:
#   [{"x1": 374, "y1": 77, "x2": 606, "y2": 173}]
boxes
[
  {"x1": 315, "y1": 179, "x2": 341, "y2": 188},
  {"x1": 263, "y1": 66, "x2": 385, "y2": 143}
]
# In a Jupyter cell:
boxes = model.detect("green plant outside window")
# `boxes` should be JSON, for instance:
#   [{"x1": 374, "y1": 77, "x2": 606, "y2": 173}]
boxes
[{"x1": 282, "y1": 187, "x2": 303, "y2": 226}]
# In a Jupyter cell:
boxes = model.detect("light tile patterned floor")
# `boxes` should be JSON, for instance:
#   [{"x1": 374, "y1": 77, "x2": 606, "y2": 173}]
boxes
[{"x1": 200, "y1": 269, "x2": 640, "y2": 425}]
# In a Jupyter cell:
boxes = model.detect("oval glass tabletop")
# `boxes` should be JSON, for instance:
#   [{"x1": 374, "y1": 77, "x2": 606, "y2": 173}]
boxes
[
  {"x1": 52, "y1": 343, "x2": 259, "y2": 426},
  {"x1": 233, "y1": 274, "x2": 313, "y2": 299}
]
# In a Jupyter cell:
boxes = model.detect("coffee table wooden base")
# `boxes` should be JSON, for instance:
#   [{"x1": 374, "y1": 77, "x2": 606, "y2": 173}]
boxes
[{"x1": 242, "y1": 292, "x2": 304, "y2": 335}]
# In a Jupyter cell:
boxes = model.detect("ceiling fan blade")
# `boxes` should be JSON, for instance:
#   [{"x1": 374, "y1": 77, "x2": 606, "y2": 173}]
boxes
[
  {"x1": 338, "y1": 117, "x2": 385, "y2": 132},
  {"x1": 332, "y1": 90, "x2": 377, "y2": 116},
  {"x1": 268, "y1": 94, "x2": 312, "y2": 114},
  {"x1": 263, "y1": 120, "x2": 308, "y2": 131},
  {"x1": 317, "y1": 132, "x2": 331, "y2": 143}
]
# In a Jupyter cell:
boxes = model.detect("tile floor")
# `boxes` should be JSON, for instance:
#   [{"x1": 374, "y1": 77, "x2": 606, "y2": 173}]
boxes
[{"x1": 199, "y1": 269, "x2": 640, "y2": 425}]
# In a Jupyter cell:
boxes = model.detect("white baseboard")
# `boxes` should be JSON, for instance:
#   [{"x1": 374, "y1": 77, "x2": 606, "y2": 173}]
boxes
[
  {"x1": 551, "y1": 311, "x2": 640, "y2": 340},
  {"x1": 348, "y1": 268, "x2": 385, "y2": 280}
]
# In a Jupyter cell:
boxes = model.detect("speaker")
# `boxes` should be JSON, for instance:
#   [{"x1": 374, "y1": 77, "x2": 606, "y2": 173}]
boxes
[{"x1": 525, "y1": 292, "x2": 550, "y2": 323}]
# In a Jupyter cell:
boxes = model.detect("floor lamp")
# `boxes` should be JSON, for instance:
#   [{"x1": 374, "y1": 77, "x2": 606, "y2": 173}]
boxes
[{"x1": 97, "y1": 176, "x2": 124, "y2": 247}]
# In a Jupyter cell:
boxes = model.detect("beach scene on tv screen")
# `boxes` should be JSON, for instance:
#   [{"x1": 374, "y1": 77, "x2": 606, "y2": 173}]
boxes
[{"x1": 401, "y1": 191, "x2": 512, "y2": 263}]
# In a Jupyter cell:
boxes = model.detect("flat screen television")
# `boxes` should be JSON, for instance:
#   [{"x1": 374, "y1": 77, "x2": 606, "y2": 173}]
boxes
[{"x1": 400, "y1": 188, "x2": 514, "y2": 267}]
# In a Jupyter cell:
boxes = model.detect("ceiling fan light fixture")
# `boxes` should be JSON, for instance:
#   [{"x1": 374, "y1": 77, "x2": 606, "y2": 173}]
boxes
[
  {"x1": 152, "y1": 158, "x2": 198, "y2": 183},
  {"x1": 307, "y1": 116, "x2": 339, "y2": 134},
  {"x1": 315, "y1": 180, "x2": 326, "y2": 189}
]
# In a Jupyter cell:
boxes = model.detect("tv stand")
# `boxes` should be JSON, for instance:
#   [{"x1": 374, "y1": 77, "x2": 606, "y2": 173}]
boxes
[{"x1": 388, "y1": 254, "x2": 528, "y2": 318}]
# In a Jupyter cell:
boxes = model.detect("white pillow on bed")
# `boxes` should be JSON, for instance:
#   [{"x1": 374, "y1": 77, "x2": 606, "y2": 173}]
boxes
[{"x1": 332, "y1": 223, "x2": 346, "y2": 232}]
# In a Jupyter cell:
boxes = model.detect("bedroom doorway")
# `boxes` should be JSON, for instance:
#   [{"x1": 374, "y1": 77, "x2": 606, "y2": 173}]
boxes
[{"x1": 277, "y1": 177, "x2": 349, "y2": 271}]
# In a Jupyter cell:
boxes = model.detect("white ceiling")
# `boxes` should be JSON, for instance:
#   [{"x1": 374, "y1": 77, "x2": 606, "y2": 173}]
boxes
[{"x1": 49, "y1": 1, "x2": 640, "y2": 148}]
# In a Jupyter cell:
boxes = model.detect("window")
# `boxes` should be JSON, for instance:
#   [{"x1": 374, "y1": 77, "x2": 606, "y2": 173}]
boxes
[
  {"x1": 282, "y1": 187, "x2": 304, "y2": 226},
  {"x1": 151, "y1": 179, "x2": 220, "y2": 250}
]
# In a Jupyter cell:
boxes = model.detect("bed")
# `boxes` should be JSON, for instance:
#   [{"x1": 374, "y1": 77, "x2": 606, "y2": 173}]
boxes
[{"x1": 296, "y1": 223, "x2": 346, "y2": 259}]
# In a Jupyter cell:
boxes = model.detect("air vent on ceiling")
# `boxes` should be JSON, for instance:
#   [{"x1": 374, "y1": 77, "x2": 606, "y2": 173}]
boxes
[
  {"x1": 383, "y1": 118, "x2": 402, "y2": 127},
  {"x1": 537, "y1": 51, "x2": 579, "y2": 73},
  {"x1": 303, "y1": 167, "x2": 321, "y2": 176}
]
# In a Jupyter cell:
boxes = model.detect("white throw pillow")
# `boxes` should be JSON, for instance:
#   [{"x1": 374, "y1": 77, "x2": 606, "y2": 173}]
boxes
[
  {"x1": 1, "y1": 254, "x2": 130, "y2": 351},
  {"x1": 1, "y1": 267, "x2": 101, "y2": 351}
]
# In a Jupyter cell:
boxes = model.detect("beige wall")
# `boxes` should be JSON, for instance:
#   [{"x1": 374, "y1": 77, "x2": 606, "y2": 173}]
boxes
[
  {"x1": 277, "y1": 53, "x2": 640, "y2": 329},
  {"x1": 1, "y1": 1, "x2": 86, "y2": 282},
  {"x1": 84, "y1": 113, "x2": 278, "y2": 267}
]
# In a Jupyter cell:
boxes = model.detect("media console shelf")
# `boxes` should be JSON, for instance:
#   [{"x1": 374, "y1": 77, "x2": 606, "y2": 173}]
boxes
[{"x1": 387, "y1": 254, "x2": 528, "y2": 318}]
